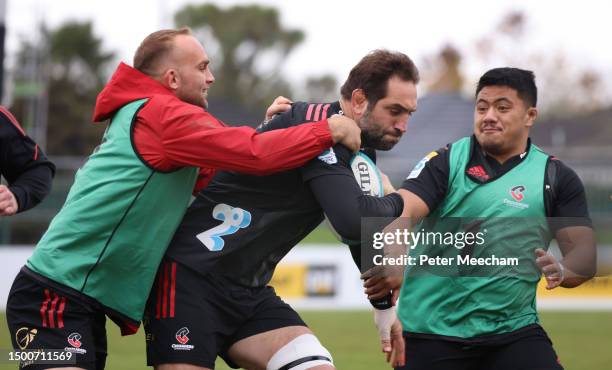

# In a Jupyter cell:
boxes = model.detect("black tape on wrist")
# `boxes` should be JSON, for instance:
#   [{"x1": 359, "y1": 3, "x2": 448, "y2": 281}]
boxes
[{"x1": 369, "y1": 293, "x2": 393, "y2": 310}]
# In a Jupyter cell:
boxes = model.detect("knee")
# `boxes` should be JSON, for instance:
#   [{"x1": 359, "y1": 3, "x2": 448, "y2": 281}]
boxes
[{"x1": 266, "y1": 334, "x2": 334, "y2": 370}]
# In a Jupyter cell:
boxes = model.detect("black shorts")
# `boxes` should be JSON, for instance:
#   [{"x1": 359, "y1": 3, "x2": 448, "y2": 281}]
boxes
[
  {"x1": 143, "y1": 259, "x2": 306, "y2": 369},
  {"x1": 396, "y1": 324, "x2": 564, "y2": 370},
  {"x1": 6, "y1": 269, "x2": 108, "y2": 370}
]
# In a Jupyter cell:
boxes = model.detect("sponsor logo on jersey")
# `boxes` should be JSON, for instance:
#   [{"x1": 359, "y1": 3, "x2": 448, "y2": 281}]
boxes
[
  {"x1": 504, "y1": 185, "x2": 529, "y2": 209},
  {"x1": 407, "y1": 151, "x2": 438, "y2": 179},
  {"x1": 65, "y1": 332, "x2": 87, "y2": 354},
  {"x1": 172, "y1": 327, "x2": 195, "y2": 351},
  {"x1": 15, "y1": 327, "x2": 37, "y2": 350},
  {"x1": 466, "y1": 165, "x2": 490, "y2": 181},
  {"x1": 318, "y1": 148, "x2": 337, "y2": 165},
  {"x1": 196, "y1": 204, "x2": 252, "y2": 251}
]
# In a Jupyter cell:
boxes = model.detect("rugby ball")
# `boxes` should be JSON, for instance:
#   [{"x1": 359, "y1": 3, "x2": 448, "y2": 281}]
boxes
[
  {"x1": 349, "y1": 151, "x2": 384, "y2": 197},
  {"x1": 325, "y1": 151, "x2": 384, "y2": 244}
]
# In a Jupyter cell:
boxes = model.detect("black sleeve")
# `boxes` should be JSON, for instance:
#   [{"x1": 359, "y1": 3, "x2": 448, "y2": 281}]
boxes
[
  {"x1": 303, "y1": 145, "x2": 404, "y2": 241},
  {"x1": 546, "y1": 158, "x2": 592, "y2": 231},
  {"x1": 400, "y1": 145, "x2": 450, "y2": 211},
  {"x1": 0, "y1": 110, "x2": 56, "y2": 213},
  {"x1": 310, "y1": 177, "x2": 404, "y2": 241},
  {"x1": 307, "y1": 145, "x2": 403, "y2": 310},
  {"x1": 256, "y1": 102, "x2": 310, "y2": 133}
]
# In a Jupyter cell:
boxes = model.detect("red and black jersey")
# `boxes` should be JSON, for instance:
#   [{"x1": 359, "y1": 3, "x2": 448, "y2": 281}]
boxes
[
  {"x1": 0, "y1": 106, "x2": 55, "y2": 213},
  {"x1": 165, "y1": 101, "x2": 404, "y2": 287}
]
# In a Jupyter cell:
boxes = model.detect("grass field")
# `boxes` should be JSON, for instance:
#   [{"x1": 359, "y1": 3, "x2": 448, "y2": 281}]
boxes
[{"x1": 1, "y1": 310, "x2": 611, "y2": 370}]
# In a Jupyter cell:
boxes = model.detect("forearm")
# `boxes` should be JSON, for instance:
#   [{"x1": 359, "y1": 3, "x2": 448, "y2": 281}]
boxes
[
  {"x1": 560, "y1": 275, "x2": 592, "y2": 288},
  {"x1": 311, "y1": 174, "x2": 404, "y2": 241},
  {"x1": 557, "y1": 226, "x2": 597, "y2": 288},
  {"x1": 559, "y1": 249, "x2": 597, "y2": 288},
  {"x1": 165, "y1": 120, "x2": 333, "y2": 174}
]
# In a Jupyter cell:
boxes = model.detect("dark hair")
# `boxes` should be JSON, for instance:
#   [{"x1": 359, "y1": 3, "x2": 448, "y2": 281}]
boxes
[
  {"x1": 476, "y1": 67, "x2": 537, "y2": 107},
  {"x1": 340, "y1": 50, "x2": 419, "y2": 107},
  {"x1": 133, "y1": 27, "x2": 192, "y2": 75}
]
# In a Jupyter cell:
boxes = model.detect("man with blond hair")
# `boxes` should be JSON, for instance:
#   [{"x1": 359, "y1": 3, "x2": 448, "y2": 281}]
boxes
[{"x1": 6, "y1": 27, "x2": 360, "y2": 370}]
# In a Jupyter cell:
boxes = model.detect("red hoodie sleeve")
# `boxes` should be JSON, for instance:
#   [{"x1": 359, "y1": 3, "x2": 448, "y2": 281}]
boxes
[
  {"x1": 193, "y1": 167, "x2": 215, "y2": 194},
  {"x1": 135, "y1": 97, "x2": 334, "y2": 176}
]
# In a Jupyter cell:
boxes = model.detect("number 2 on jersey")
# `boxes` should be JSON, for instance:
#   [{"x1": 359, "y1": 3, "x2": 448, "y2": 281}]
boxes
[{"x1": 196, "y1": 203, "x2": 252, "y2": 251}]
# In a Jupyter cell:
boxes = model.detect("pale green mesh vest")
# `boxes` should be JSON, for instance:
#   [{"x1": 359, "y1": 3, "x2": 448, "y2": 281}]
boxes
[
  {"x1": 399, "y1": 136, "x2": 552, "y2": 338},
  {"x1": 28, "y1": 99, "x2": 198, "y2": 322}
]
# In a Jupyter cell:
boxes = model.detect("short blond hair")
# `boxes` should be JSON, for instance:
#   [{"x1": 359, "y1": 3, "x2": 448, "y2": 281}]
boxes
[{"x1": 133, "y1": 27, "x2": 192, "y2": 75}]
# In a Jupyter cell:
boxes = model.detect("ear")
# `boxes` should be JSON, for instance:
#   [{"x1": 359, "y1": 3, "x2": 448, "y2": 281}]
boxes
[
  {"x1": 160, "y1": 68, "x2": 180, "y2": 91},
  {"x1": 525, "y1": 107, "x2": 538, "y2": 128},
  {"x1": 350, "y1": 89, "x2": 369, "y2": 116}
]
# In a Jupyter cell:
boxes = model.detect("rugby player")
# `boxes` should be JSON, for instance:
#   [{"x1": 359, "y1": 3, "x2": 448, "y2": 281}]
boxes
[
  {"x1": 144, "y1": 50, "x2": 419, "y2": 370},
  {"x1": 365, "y1": 67, "x2": 596, "y2": 370},
  {"x1": 5, "y1": 28, "x2": 360, "y2": 370}
]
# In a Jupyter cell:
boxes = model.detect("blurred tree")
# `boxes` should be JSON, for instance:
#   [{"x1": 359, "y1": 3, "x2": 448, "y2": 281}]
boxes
[
  {"x1": 174, "y1": 3, "x2": 304, "y2": 120},
  {"x1": 304, "y1": 74, "x2": 338, "y2": 103},
  {"x1": 420, "y1": 11, "x2": 608, "y2": 117},
  {"x1": 471, "y1": 11, "x2": 606, "y2": 116},
  {"x1": 11, "y1": 21, "x2": 114, "y2": 155},
  {"x1": 425, "y1": 45, "x2": 464, "y2": 94}
]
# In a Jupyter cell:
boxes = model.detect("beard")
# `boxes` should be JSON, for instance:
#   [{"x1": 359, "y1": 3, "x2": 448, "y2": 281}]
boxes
[
  {"x1": 177, "y1": 83, "x2": 208, "y2": 109},
  {"x1": 477, "y1": 133, "x2": 504, "y2": 154},
  {"x1": 359, "y1": 109, "x2": 400, "y2": 151}
]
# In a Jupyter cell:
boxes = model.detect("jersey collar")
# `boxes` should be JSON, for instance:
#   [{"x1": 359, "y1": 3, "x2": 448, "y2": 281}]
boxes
[{"x1": 466, "y1": 135, "x2": 532, "y2": 184}]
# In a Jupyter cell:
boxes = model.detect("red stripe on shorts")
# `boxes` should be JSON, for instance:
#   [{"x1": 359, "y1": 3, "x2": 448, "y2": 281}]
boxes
[
  {"x1": 170, "y1": 262, "x2": 176, "y2": 318},
  {"x1": 48, "y1": 293, "x2": 59, "y2": 328},
  {"x1": 57, "y1": 297, "x2": 66, "y2": 328},
  {"x1": 162, "y1": 262, "x2": 169, "y2": 318},
  {"x1": 40, "y1": 289, "x2": 51, "y2": 327}
]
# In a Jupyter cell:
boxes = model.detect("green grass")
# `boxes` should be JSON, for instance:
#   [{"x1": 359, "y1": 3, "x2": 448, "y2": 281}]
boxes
[
  {"x1": 302, "y1": 226, "x2": 337, "y2": 244},
  {"x1": 539, "y1": 311, "x2": 612, "y2": 370},
  {"x1": 1, "y1": 311, "x2": 611, "y2": 370}
]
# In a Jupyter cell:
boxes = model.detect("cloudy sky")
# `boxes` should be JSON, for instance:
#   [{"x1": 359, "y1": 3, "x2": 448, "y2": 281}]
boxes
[{"x1": 5, "y1": 0, "x2": 612, "y2": 98}]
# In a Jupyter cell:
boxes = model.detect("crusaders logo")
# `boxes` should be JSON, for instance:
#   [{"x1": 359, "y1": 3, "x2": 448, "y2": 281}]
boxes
[
  {"x1": 67, "y1": 333, "x2": 82, "y2": 348},
  {"x1": 171, "y1": 327, "x2": 194, "y2": 350},
  {"x1": 510, "y1": 185, "x2": 526, "y2": 202},
  {"x1": 175, "y1": 327, "x2": 190, "y2": 345}
]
